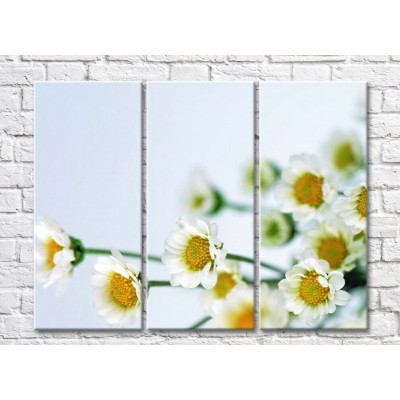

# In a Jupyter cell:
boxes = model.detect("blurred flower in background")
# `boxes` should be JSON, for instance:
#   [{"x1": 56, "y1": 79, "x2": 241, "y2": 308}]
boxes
[
  {"x1": 91, "y1": 249, "x2": 141, "y2": 327},
  {"x1": 200, "y1": 260, "x2": 242, "y2": 313},
  {"x1": 162, "y1": 217, "x2": 227, "y2": 289},
  {"x1": 260, "y1": 283, "x2": 289, "y2": 328},
  {"x1": 245, "y1": 159, "x2": 280, "y2": 195},
  {"x1": 261, "y1": 210, "x2": 295, "y2": 247},
  {"x1": 324, "y1": 133, "x2": 364, "y2": 180}
]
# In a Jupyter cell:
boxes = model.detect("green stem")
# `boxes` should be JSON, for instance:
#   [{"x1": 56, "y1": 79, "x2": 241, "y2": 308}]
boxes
[
  {"x1": 189, "y1": 316, "x2": 212, "y2": 329},
  {"x1": 85, "y1": 248, "x2": 285, "y2": 275},
  {"x1": 225, "y1": 202, "x2": 253, "y2": 212},
  {"x1": 148, "y1": 280, "x2": 172, "y2": 289}
]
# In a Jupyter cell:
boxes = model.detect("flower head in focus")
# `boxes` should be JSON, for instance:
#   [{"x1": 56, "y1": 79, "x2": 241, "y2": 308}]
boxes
[
  {"x1": 325, "y1": 133, "x2": 364, "y2": 179},
  {"x1": 336, "y1": 183, "x2": 367, "y2": 234},
  {"x1": 260, "y1": 283, "x2": 289, "y2": 328},
  {"x1": 211, "y1": 286, "x2": 254, "y2": 329},
  {"x1": 261, "y1": 210, "x2": 295, "y2": 247},
  {"x1": 162, "y1": 217, "x2": 227, "y2": 289},
  {"x1": 304, "y1": 220, "x2": 364, "y2": 272},
  {"x1": 279, "y1": 250, "x2": 350, "y2": 326},
  {"x1": 91, "y1": 249, "x2": 141, "y2": 327},
  {"x1": 200, "y1": 260, "x2": 242, "y2": 312},
  {"x1": 275, "y1": 154, "x2": 336, "y2": 223},
  {"x1": 35, "y1": 218, "x2": 81, "y2": 295}
]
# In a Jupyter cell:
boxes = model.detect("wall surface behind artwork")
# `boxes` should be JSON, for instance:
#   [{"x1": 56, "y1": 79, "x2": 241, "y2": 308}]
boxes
[{"x1": 0, "y1": 55, "x2": 399, "y2": 344}]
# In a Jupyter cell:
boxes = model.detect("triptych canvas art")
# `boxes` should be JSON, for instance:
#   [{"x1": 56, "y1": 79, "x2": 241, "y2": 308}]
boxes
[{"x1": 35, "y1": 81, "x2": 367, "y2": 330}]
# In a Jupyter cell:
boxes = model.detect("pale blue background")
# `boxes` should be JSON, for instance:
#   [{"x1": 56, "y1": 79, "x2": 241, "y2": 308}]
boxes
[
  {"x1": 147, "y1": 82, "x2": 254, "y2": 329},
  {"x1": 35, "y1": 82, "x2": 142, "y2": 329},
  {"x1": 260, "y1": 82, "x2": 367, "y2": 328}
]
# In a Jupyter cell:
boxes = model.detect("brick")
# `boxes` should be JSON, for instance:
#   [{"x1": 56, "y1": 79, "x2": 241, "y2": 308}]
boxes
[
  {"x1": 271, "y1": 55, "x2": 347, "y2": 63},
  {"x1": 292, "y1": 65, "x2": 331, "y2": 80},
  {"x1": 22, "y1": 87, "x2": 34, "y2": 110},
  {"x1": 0, "y1": 87, "x2": 20, "y2": 111},
  {"x1": 19, "y1": 239, "x2": 33, "y2": 263},
  {"x1": 368, "y1": 90, "x2": 382, "y2": 113},
  {"x1": 368, "y1": 238, "x2": 382, "y2": 262},
  {"x1": 370, "y1": 263, "x2": 400, "y2": 286},
  {"x1": 382, "y1": 140, "x2": 400, "y2": 162},
  {"x1": 0, "y1": 239, "x2": 16, "y2": 261},
  {"x1": 14, "y1": 137, "x2": 34, "y2": 162},
  {"x1": 333, "y1": 66, "x2": 400, "y2": 87},
  {"x1": 382, "y1": 190, "x2": 400, "y2": 213},
  {"x1": 370, "y1": 166, "x2": 400, "y2": 188},
  {"x1": 0, "y1": 265, "x2": 32, "y2": 288},
  {"x1": 369, "y1": 288, "x2": 380, "y2": 310},
  {"x1": 380, "y1": 288, "x2": 400, "y2": 310},
  {"x1": 2, "y1": 315, "x2": 37, "y2": 338},
  {"x1": 170, "y1": 64, "x2": 209, "y2": 81},
  {"x1": 0, "y1": 290, "x2": 19, "y2": 313},
  {"x1": 369, "y1": 216, "x2": 398, "y2": 238},
  {"x1": 228, "y1": 55, "x2": 265, "y2": 62},
  {"x1": 147, "y1": 55, "x2": 226, "y2": 63},
  {"x1": 390, "y1": 55, "x2": 400, "y2": 62},
  {"x1": 382, "y1": 239, "x2": 400, "y2": 261},
  {"x1": 369, "y1": 114, "x2": 400, "y2": 138},
  {"x1": 212, "y1": 64, "x2": 290, "y2": 81},
  {"x1": 368, "y1": 139, "x2": 381, "y2": 164},
  {"x1": 0, "y1": 190, "x2": 22, "y2": 212},
  {"x1": 0, "y1": 214, "x2": 33, "y2": 237},
  {"x1": 0, "y1": 164, "x2": 33, "y2": 188},
  {"x1": 22, "y1": 188, "x2": 33, "y2": 212},
  {"x1": 0, "y1": 112, "x2": 33, "y2": 136},
  {"x1": 48, "y1": 63, "x2": 87, "y2": 81},
  {"x1": 107, "y1": 55, "x2": 144, "y2": 62},
  {"x1": 351, "y1": 55, "x2": 389, "y2": 63},
  {"x1": 0, "y1": 139, "x2": 13, "y2": 160},
  {"x1": 383, "y1": 90, "x2": 400, "y2": 112},
  {"x1": 89, "y1": 64, "x2": 169, "y2": 81},
  {"x1": 369, "y1": 190, "x2": 381, "y2": 213},
  {"x1": 22, "y1": 55, "x2": 101, "y2": 61},
  {"x1": 21, "y1": 290, "x2": 33, "y2": 314},
  {"x1": 0, "y1": 65, "x2": 44, "y2": 85}
]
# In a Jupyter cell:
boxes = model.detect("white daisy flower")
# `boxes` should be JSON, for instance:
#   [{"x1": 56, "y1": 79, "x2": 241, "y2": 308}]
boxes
[
  {"x1": 276, "y1": 154, "x2": 337, "y2": 223},
  {"x1": 278, "y1": 251, "x2": 351, "y2": 326},
  {"x1": 261, "y1": 210, "x2": 294, "y2": 247},
  {"x1": 91, "y1": 249, "x2": 141, "y2": 327},
  {"x1": 304, "y1": 220, "x2": 365, "y2": 272},
  {"x1": 211, "y1": 286, "x2": 254, "y2": 329},
  {"x1": 183, "y1": 171, "x2": 224, "y2": 216},
  {"x1": 162, "y1": 217, "x2": 227, "y2": 289},
  {"x1": 35, "y1": 218, "x2": 76, "y2": 294},
  {"x1": 260, "y1": 283, "x2": 289, "y2": 328},
  {"x1": 200, "y1": 260, "x2": 242, "y2": 312},
  {"x1": 245, "y1": 159, "x2": 279, "y2": 195},
  {"x1": 325, "y1": 132, "x2": 364, "y2": 179},
  {"x1": 336, "y1": 183, "x2": 367, "y2": 234}
]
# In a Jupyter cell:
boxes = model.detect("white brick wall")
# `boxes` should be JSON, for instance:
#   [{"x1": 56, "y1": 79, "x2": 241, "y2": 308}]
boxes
[{"x1": 0, "y1": 55, "x2": 399, "y2": 344}]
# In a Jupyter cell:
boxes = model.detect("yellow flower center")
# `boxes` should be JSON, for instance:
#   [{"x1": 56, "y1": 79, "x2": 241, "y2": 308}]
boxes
[
  {"x1": 294, "y1": 173, "x2": 324, "y2": 207},
  {"x1": 45, "y1": 239, "x2": 63, "y2": 268},
  {"x1": 213, "y1": 272, "x2": 236, "y2": 298},
  {"x1": 110, "y1": 273, "x2": 138, "y2": 308},
  {"x1": 334, "y1": 142, "x2": 356, "y2": 171},
  {"x1": 299, "y1": 272, "x2": 329, "y2": 306},
  {"x1": 233, "y1": 305, "x2": 254, "y2": 329},
  {"x1": 317, "y1": 236, "x2": 348, "y2": 270},
  {"x1": 192, "y1": 194, "x2": 206, "y2": 209},
  {"x1": 185, "y1": 236, "x2": 212, "y2": 271},
  {"x1": 356, "y1": 186, "x2": 367, "y2": 218}
]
